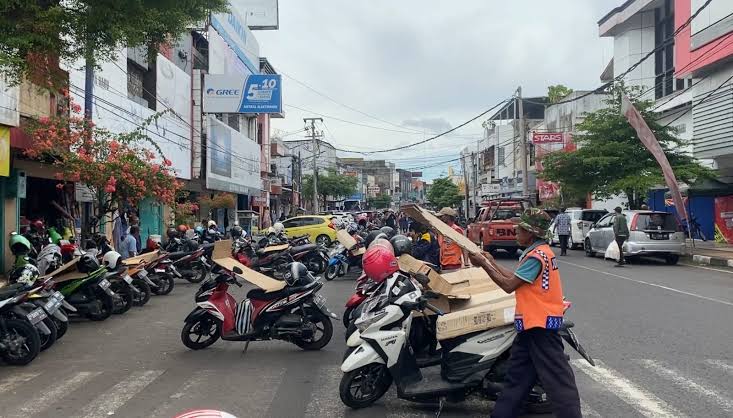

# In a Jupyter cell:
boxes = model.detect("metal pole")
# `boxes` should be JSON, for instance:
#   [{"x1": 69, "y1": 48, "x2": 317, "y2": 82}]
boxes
[
  {"x1": 517, "y1": 86, "x2": 529, "y2": 199},
  {"x1": 461, "y1": 154, "x2": 470, "y2": 217},
  {"x1": 303, "y1": 117, "x2": 323, "y2": 213}
]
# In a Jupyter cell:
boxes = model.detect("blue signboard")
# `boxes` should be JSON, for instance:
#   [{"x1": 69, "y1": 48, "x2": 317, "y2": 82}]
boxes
[{"x1": 239, "y1": 74, "x2": 282, "y2": 113}]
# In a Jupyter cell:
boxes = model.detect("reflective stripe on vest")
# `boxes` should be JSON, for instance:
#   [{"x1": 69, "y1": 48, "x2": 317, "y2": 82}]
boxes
[{"x1": 514, "y1": 243, "x2": 565, "y2": 332}]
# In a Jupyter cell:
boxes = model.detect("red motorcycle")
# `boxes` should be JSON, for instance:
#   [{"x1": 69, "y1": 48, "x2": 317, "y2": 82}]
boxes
[
  {"x1": 342, "y1": 273, "x2": 382, "y2": 328},
  {"x1": 181, "y1": 263, "x2": 336, "y2": 351},
  {"x1": 233, "y1": 239, "x2": 328, "y2": 277}
]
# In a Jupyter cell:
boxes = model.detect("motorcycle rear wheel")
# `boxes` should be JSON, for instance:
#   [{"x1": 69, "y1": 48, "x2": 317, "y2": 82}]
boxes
[
  {"x1": 86, "y1": 288, "x2": 114, "y2": 321},
  {"x1": 294, "y1": 309, "x2": 333, "y2": 351},
  {"x1": 110, "y1": 281, "x2": 133, "y2": 314},
  {"x1": 52, "y1": 309, "x2": 69, "y2": 339},
  {"x1": 339, "y1": 364, "x2": 392, "y2": 409},
  {"x1": 39, "y1": 317, "x2": 58, "y2": 351},
  {"x1": 181, "y1": 316, "x2": 220, "y2": 350},
  {"x1": 0, "y1": 318, "x2": 41, "y2": 365},
  {"x1": 325, "y1": 264, "x2": 339, "y2": 281},
  {"x1": 151, "y1": 275, "x2": 175, "y2": 295},
  {"x1": 131, "y1": 278, "x2": 151, "y2": 306},
  {"x1": 186, "y1": 263, "x2": 209, "y2": 284}
]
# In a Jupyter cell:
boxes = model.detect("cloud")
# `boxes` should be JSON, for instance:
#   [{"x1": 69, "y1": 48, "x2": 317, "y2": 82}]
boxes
[{"x1": 401, "y1": 117, "x2": 453, "y2": 133}]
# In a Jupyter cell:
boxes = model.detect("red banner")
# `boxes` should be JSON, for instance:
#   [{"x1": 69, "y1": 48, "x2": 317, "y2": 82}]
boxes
[
  {"x1": 532, "y1": 132, "x2": 564, "y2": 144},
  {"x1": 715, "y1": 195, "x2": 733, "y2": 243}
]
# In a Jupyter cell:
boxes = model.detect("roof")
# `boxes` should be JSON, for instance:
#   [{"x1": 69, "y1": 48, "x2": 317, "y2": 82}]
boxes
[
  {"x1": 598, "y1": 0, "x2": 636, "y2": 25},
  {"x1": 600, "y1": 58, "x2": 614, "y2": 82}
]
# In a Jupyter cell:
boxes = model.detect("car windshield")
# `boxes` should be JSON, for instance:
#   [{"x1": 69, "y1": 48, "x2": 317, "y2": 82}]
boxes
[
  {"x1": 492, "y1": 207, "x2": 521, "y2": 220},
  {"x1": 582, "y1": 211, "x2": 607, "y2": 223},
  {"x1": 635, "y1": 213, "x2": 677, "y2": 231}
]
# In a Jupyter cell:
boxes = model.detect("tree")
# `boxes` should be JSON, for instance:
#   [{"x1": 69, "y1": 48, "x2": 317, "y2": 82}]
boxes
[
  {"x1": 0, "y1": 0, "x2": 228, "y2": 89},
  {"x1": 540, "y1": 84, "x2": 715, "y2": 209},
  {"x1": 427, "y1": 177, "x2": 462, "y2": 209},
  {"x1": 25, "y1": 97, "x2": 181, "y2": 232},
  {"x1": 302, "y1": 170, "x2": 358, "y2": 209},
  {"x1": 368, "y1": 194, "x2": 392, "y2": 209},
  {"x1": 548, "y1": 85, "x2": 574, "y2": 104}
]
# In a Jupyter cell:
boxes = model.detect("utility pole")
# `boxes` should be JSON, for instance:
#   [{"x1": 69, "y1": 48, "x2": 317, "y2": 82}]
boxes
[
  {"x1": 472, "y1": 150, "x2": 478, "y2": 217},
  {"x1": 461, "y1": 154, "x2": 470, "y2": 218},
  {"x1": 517, "y1": 86, "x2": 529, "y2": 199},
  {"x1": 303, "y1": 117, "x2": 323, "y2": 213},
  {"x1": 297, "y1": 151, "x2": 302, "y2": 215}
]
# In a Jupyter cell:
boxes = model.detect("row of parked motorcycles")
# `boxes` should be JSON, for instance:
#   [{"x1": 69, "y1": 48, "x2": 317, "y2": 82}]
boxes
[{"x1": 0, "y1": 230, "x2": 220, "y2": 366}]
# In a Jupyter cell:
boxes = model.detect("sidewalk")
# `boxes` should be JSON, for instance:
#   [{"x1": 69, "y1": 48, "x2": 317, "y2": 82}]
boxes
[{"x1": 686, "y1": 240, "x2": 733, "y2": 267}]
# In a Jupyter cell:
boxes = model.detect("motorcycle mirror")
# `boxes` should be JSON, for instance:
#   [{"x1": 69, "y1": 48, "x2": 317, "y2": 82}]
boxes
[{"x1": 232, "y1": 266, "x2": 244, "y2": 275}]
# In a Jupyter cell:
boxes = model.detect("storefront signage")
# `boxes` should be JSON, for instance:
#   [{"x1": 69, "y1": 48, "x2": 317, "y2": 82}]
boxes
[
  {"x1": 210, "y1": 10, "x2": 260, "y2": 75},
  {"x1": 0, "y1": 126, "x2": 10, "y2": 177},
  {"x1": 74, "y1": 183, "x2": 95, "y2": 202},
  {"x1": 481, "y1": 183, "x2": 500, "y2": 194},
  {"x1": 204, "y1": 74, "x2": 282, "y2": 114},
  {"x1": 206, "y1": 115, "x2": 261, "y2": 195},
  {"x1": 531, "y1": 132, "x2": 564, "y2": 144},
  {"x1": 0, "y1": 77, "x2": 19, "y2": 127}
]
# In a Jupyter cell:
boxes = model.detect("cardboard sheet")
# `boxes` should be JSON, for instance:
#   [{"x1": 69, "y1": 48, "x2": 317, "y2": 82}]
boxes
[
  {"x1": 122, "y1": 251, "x2": 160, "y2": 266},
  {"x1": 40, "y1": 257, "x2": 80, "y2": 280},
  {"x1": 402, "y1": 204, "x2": 483, "y2": 255},
  {"x1": 436, "y1": 297, "x2": 516, "y2": 340},
  {"x1": 261, "y1": 244, "x2": 289, "y2": 253},
  {"x1": 212, "y1": 240, "x2": 285, "y2": 292},
  {"x1": 398, "y1": 254, "x2": 470, "y2": 298},
  {"x1": 440, "y1": 268, "x2": 501, "y2": 297},
  {"x1": 336, "y1": 229, "x2": 358, "y2": 250}
]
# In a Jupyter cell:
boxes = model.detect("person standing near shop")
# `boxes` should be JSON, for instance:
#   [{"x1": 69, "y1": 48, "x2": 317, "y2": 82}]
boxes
[
  {"x1": 469, "y1": 209, "x2": 581, "y2": 418},
  {"x1": 613, "y1": 207, "x2": 629, "y2": 266},
  {"x1": 437, "y1": 207, "x2": 470, "y2": 271},
  {"x1": 553, "y1": 208, "x2": 572, "y2": 256},
  {"x1": 119, "y1": 226, "x2": 139, "y2": 260}
]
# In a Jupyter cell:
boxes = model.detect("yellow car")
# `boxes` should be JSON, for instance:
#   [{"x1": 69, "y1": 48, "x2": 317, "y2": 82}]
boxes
[{"x1": 281, "y1": 215, "x2": 337, "y2": 246}]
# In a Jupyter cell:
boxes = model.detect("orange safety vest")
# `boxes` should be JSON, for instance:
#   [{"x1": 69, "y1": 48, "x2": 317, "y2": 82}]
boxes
[
  {"x1": 514, "y1": 243, "x2": 565, "y2": 332},
  {"x1": 438, "y1": 224, "x2": 464, "y2": 269}
]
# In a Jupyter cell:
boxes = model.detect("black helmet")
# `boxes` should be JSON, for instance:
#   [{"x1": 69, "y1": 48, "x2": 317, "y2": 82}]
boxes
[
  {"x1": 390, "y1": 235, "x2": 412, "y2": 257},
  {"x1": 365, "y1": 230, "x2": 389, "y2": 248},
  {"x1": 166, "y1": 227, "x2": 178, "y2": 239},
  {"x1": 379, "y1": 226, "x2": 395, "y2": 239},
  {"x1": 368, "y1": 234, "x2": 389, "y2": 249},
  {"x1": 78, "y1": 253, "x2": 100, "y2": 273},
  {"x1": 285, "y1": 262, "x2": 310, "y2": 287},
  {"x1": 231, "y1": 225, "x2": 244, "y2": 238}
]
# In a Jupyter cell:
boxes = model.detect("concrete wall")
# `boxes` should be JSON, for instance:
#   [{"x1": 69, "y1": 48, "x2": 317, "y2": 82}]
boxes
[{"x1": 612, "y1": 10, "x2": 657, "y2": 92}]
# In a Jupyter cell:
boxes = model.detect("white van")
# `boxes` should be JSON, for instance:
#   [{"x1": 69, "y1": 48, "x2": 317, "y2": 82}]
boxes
[{"x1": 549, "y1": 208, "x2": 608, "y2": 249}]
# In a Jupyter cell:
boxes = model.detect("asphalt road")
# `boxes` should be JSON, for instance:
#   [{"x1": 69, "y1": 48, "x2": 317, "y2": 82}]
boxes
[{"x1": 0, "y1": 249, "x2": 732, "y2": 417}]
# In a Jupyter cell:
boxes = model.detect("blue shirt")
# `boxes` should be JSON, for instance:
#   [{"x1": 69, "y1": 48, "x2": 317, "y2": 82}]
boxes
[
  {"x1": 514, "y1": 240, "x2": 545, "y2": 284},
  {"x1": 119, "y1": 234, "x2": 137, "y2": 259},
  {"x1": 554, "y1": 213, "x2": 572, "y2": 235}
]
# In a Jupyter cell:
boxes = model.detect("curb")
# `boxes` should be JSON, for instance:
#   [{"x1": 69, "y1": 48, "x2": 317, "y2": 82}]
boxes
[{"x1": 690, "y1": 254, "x2": 733, "y2": 267}]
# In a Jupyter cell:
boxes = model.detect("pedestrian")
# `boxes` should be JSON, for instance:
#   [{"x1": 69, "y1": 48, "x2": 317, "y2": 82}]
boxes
[
  {"x1": 553, "y1": 207, "x2": 572, "y2": 256},
  {"x1": 469, "y1": 208, "x2": 581, "y2": 418},
  {"x1": 436, "y1": 207, "x2": 470, "y2": 271},
  {"x1": 399, "y1": 212, "x2": 409, "y2": 234},
  {"x1": 613, "y1": 206, "x2": 629, "y2": 266},
  {"x1": 408, "y1": 222, "x2": 441, "y2": 271},
  {"x1": 386, "y1": 211, "x2": 397, "y2": 229},
  {"x1": 119, "y1": 226, "x2": 139, "y2": 260}
]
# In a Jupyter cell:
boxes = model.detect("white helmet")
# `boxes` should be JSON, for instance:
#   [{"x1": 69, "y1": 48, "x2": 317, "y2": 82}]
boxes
[
  {"x1": 273, "y1": 222, "x2": 285, "y2": 234},
  {"x1": 102, "y1": 251, "x2": 122, "y2": 270},
  {"x1": 208, "y1": 220, "x2": 217, "y2": 228}
]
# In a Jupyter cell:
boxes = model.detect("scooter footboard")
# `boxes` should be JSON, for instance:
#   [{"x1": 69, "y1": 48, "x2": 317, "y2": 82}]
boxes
[{"x1": 341, "y1": 342, "x2": 385, "y2": 373}]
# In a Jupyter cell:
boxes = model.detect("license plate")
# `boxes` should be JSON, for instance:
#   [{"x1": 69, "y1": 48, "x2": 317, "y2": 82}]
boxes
[
  {"x1": 27, "y1": 307, "x2": 46, "y2": 324},
  {"x1": 314, "y1": 294, "x2": 327, "y2": 309},
  {"x1": 200, "y1": 256, "x2": 207, "y2": 263},
  {"x1": 99, "y1": 278, "x2": 111, "y2": 290},
  {"x1": 44, "y1": 292, "x2": 63, "y2": 312},
  {"x1": 155, "y1": 268, "x2": 166, "y2": 273},
  {"x1": 138, "y1": 270, "x2": 148, "y2": 278},
  {"x1": 650, "y1": 233, "x2": 669, "y2": 240},
  {"x1": 123, "y1": 275, "x2": 133, "y2": 284}
]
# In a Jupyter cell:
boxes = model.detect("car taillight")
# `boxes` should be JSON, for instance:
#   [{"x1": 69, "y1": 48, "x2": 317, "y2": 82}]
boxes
[
  {"x1": 328, "y1": 221, "x2": 335, "y2": 229},
  {"x1": 630, "y1": 214, "x2": 638, "y2": 231}
]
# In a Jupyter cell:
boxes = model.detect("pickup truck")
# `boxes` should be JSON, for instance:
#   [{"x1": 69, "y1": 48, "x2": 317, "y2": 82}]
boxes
[{"x1": 467, "y1": 199, "x2": 531, "y2": 255}]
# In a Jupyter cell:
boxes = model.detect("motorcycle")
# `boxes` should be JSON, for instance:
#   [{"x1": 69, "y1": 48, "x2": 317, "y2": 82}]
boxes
[
  {"x1": 181, "y1": 263, "x2": 337, "y2": 352},
  {"x1": 166, "y1": 243, "x2": 214, "y2": 284},
  {"x1": 26, "y1": 277, "x2": 75, "y2": 341},
  {"x1": 325, "y1": 243, "x2": 363, "y2": 281},
  {"x1": 133, "y1": 251, "x2": 175, "y2": 295},
  {"x1": 232, "y1": 238, "x2": 293, "y2": 278},
  {"x1": 0, "y1": 283, "x2": 57, "y2": 352},
  {"x1": 341, "y1": 273, "x2": 380, "y2": 328},
  {"x1": 0, "y1": 287, "x2": 42, "y2": 365},
  {"x1": 339, "y1": 272, "x2": 594, "y2": 413},
  {"x1": 53, "y1": 267, "x2": 116, "y2": 321}
]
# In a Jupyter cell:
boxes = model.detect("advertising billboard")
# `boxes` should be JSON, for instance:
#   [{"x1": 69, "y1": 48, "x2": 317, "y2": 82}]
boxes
[
  {"x1": 231, "y1": 0, "x2": 279, "y2": 30},
  {"x1": 204, "y1": 74, "x2": 282, "y2": 114},
  {"x1": 210, "y1": 9, "x2": 260, "y2": 75},
  {"x1": 0, "y1": 76, "x2": 19, "y2": 127},
  {"x1": 206, "y1": 115, "x2": 262, "y2": 195},
  {"x1": 531, "y1": 132, "x2": 564, "y2": 144},
  {"x1": 208, "y1": 27, "x2": 252, "y2": 77}
]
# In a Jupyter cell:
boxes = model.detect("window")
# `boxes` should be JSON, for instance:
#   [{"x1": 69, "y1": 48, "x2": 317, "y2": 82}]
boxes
[
  {"x1": 581, "y1": 210, "x2": 608, "y2": 223},
  {"x1": 596, "y1": 214, "x2": 613, "y2": 228},
  {"x1": 127, "y1": 62, "x2": 145, "y2": 105},
  {"x1": 654, "y1": 0, "x2": 677, "y2": 99},
  {"x1": 498, "y1": 146, "x2": 506, "y2": 166},
  {"x1": 635, "y1": 213, "x2": 677, "y2": 231},
  {"x1": 282, "y1": 219, "x2": 301, "y2": 228}
]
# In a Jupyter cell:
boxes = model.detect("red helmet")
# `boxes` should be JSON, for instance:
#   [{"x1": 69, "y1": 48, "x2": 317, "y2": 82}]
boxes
[
  {"x1": 177, "y1": 224, "x2": 189, "y2": 233},
  {"x1": 362, "y1": 244, "x2": 399, "y2": 283},
  {"x1": 31, "y1": 220, "x2": 44, "y2": 231}
]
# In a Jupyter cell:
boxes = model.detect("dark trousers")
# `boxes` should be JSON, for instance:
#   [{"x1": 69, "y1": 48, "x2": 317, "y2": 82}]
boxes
[
  {"x1": 558, "y1": 234, "x2": 570, "y2": 255},
  {"x1": 615, "y1": 236, "x2": 627, "y2": 265},
  {"x1": 491, "y1": 328, "x2": 581, "y2": 418}
]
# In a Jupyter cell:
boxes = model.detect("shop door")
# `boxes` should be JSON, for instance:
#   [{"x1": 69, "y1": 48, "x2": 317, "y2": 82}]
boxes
[{"x1": 138, "y1": 198, "x2": 162, "y2": 245}]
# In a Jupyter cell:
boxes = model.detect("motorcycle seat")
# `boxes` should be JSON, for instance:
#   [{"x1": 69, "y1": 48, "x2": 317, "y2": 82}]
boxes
[
  {"x1": 290, "y1": 244, "x2": 317, "y2": 254},
  {"x1": 166, "y1": 251, "x2": 189, "y2": 261},
  {"x1": 0, "y1": 284, "x2": 25, "y2": 299}
]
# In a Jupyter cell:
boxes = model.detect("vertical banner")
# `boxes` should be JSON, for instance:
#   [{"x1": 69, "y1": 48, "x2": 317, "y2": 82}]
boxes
[
  {"x1": 533, "y1": 132, "x2": 574, "y2": 201},
  {"x1": 621, "y1": 95, "x2": 688, "y2": 222},
  {"x1": 714, "y1": 195, "x2": 733, "y2": 243},
  {"x1": 0, "y1": 126, "x2": 10, "y2": 177}
]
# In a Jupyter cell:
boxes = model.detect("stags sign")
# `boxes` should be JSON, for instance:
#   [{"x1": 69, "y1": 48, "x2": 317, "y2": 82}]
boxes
[{"x1": 531, "y1": 132, "x2": 564, "y2": 144}]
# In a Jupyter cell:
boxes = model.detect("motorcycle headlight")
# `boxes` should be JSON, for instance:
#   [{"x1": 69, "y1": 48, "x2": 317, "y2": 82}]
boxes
[{"x1": 355, "y1": 310, "x2": 389, "y2": 333}]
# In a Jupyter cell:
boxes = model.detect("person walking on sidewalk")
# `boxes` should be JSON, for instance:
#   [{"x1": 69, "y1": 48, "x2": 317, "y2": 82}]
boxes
[
  {"x1": 613, "y1": 207, "x2": 629, "y2": 266},
  {"x1": 469, "y1": 208, "x2": 581, "y2": 418},
  {"x1": 553, "y1": 207, "x2": 572, "y2": 256}
]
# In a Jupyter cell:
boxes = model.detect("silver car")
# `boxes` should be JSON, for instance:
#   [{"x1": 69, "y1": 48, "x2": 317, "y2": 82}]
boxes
[{"x1": 584, "y1": 210, "x2": 686, "y2": 265}]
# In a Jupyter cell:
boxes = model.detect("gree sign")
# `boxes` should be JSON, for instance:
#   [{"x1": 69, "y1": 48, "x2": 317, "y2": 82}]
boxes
[{"x1": 203, "y1": 74, "x2": 282, "y2": 114}]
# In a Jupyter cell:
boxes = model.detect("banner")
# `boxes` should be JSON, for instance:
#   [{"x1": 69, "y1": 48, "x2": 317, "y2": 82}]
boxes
[
  {"x1": 622, "y1": 95, "x2": 688, "y2": 222},
  {"x1": 0, "y1": 126, "x2": 9, "y2": 177},
  {"x1": 206, "y1": 115, "x2": 261, "y2": 195},
  {"x1": 714, "y1": 195, "x2": 733, "y2": 243},
  {"x1": 534, "y1": 132, "x2": 575, "y2": 201},
  {"x1": 532, "y1": 132, "x2": 564, "y2": 144},
  {"x1": 204, "y1": 74, "x2": 282, "y2": 114}
]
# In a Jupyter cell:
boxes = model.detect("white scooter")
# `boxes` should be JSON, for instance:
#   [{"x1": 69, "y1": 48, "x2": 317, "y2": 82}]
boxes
[{"x1": 339, "y1": 272, "x2": 594, "y2": 414}]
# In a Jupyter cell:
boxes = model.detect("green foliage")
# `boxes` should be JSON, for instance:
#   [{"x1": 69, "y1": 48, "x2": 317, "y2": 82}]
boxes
[
  {"x1": 302, "y1": 170, "x2": 358, "y2": 207},
  {"x1": 368, "y1": 194, "x2": 391, "y2": 209},
  {"x1": 0, "y1": 0, "x2": 229, "y2": 88},
  {"x1": 548, "y1": 85, "x2": 574, "y2": 103},
  {"x1": 427, "y1": 177, "x2": 462, "y2": 209},
  {"x1": 540, "y1": 84, "x2": 715, "y2": 209}
]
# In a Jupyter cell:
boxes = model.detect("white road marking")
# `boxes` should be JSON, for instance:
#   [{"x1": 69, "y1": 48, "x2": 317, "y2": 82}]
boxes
[
  {"x1": 149, "y1": 370, "x2": 214, "y2": 418},
  {"x1": 572, "y1": 360, "x2": 684, "y2": 417},
  {"x1": 680, "y1": 263, "x2": 733, "y2": 275},
  {"x1": 7, "y1": 371, "x2": 100, "y2": 418},
  {"x1": 706, "y1": 359, "x2": 733, "y2": 375},
  {"x1": 640, "y1": 359, "x2": 733, "y2": 414},
  {"x1": 0, "y1": 372, "x2": 40, "y2": 394},
  {"x1": 580, "y1": 399, "x2": 603, "y2": 417},
  {"x1": 559, "y1": 260, "x2": 733, "y2": 307},
  {"x1": 73, "y1": 370, "x2": 165, "y2": 418}
]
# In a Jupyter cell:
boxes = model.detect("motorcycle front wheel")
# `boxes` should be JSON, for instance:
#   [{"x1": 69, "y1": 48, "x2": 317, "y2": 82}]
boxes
[
  {"x1": 52, "y1": 309, "x2": 68, "y2": 339},
  {"x1": 131, "y1": 278, "x2": 151, "y2": 306},
  {"x1": 325, "y1": 264, "x2": 339, "y2": 281},
  {"x1": 0, "y1": 318, "x2": 41, "y2": 365},
  {"x1": 294, "y1": 309, "x2": 333, "y2": 351},
  {"x1": 186, "y1": 263, "x2": 209, "y2": 284},
  {"x1": 181, "y1": 316, "x2": 220, "y2": 350},
  {"x1": 339, "y1": 364, "x2": 392, "y2": 409},
  {"x1": 38, "y1": 317, "x2": 58, "y2": 351},
  {"x1": 110, "y1": 281, "x2": 133, "y2": 314},
  {"x1": 151, "y1": 274, "x2": 175, "y2": 295}
]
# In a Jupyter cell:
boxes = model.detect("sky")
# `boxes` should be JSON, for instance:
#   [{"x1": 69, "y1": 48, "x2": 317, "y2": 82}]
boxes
[{"x1": 254, "y1": 0, "x2": 619, "y2": 180}]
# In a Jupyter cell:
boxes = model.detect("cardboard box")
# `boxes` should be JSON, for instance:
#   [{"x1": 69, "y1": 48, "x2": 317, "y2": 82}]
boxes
[
  {"x1": 402, "y1": 204, "x2": 483, "y2": 255},
  {"x1": 448, "y1": 289, "x2": 514, "y2": 312},
  {"x1": 261, "y1": 243, "x2": 289, "y2": 253},
  {"x1": 212, "y1": 240, "x2": 285, "y2": 292},
  {"x1": 40, "y1": 257, "x2": 81, "y2": 281},
  {"x1": 398, "y1": 254, "x2": 470, "y2": 298},
  {"x1": 436, "y1": 297, "x2": 516, "y2": 340},
  {"x1": 336, "y1": 229, "x2": 358, "y2": 250},
  {"x1": 413, "y1": 293, "x2": 451, "y2": 317},
  {"x1": 440, "y1": 268, "x2": 502, "y2": 297},
  {"x1": 122, "y1": 251, "x2": 160, "y2": 266}
]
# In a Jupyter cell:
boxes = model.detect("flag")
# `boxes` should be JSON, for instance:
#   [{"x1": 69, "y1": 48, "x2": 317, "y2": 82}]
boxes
[{"x1": 621, "y1": 95, "x2": 688, "y2": 222}]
